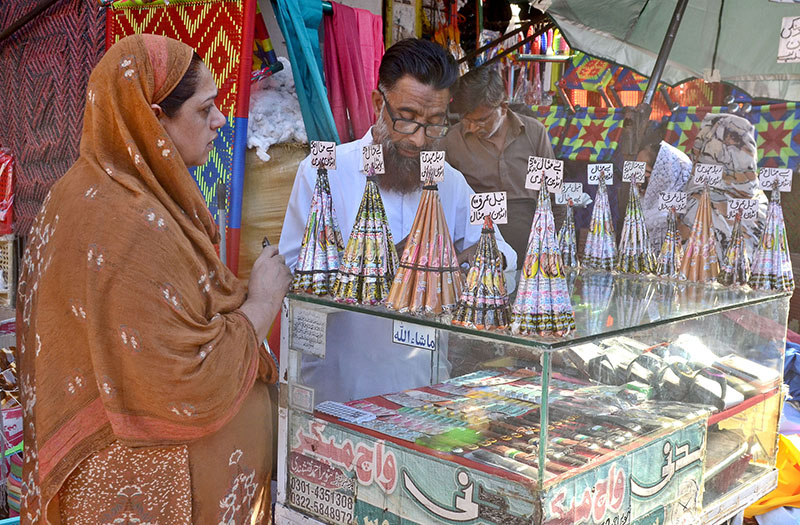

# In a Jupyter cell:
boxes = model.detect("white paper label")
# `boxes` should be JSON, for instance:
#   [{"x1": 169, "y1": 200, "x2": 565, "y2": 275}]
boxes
[
  {"x1": 392, "y1": 320, "x2": 437, "y2": 351},
  {"x1": 291, "y1": 307, "x2": 327, "y2": 357},
  {"x1": 693, "y1": 163, "x2": 723, "y2": 187},
  {"x1": 288, "y1": 475, "x2": 354, "y2": 525},
  {"x1": 622, "y1": 161, "x2": 647, "y2": 183},
  {"x1": 778, "y1": 16, "x2": 800, "y2": 63},
  {"x1": 361, "y1": 144, "x2": 385, "y2": 174},
  {"x1": 658, "y1": 191, "x2": 688, "y2": 212},
  {"x1": 310, "y1": 141, "x2": 336, "y2": 170},
  {"x1": 726, "y1": 198, "x2": 759, "y2": 221},
  {"x1": 526, "y1": 156, "x2": 563, "y2": 192},
  {"x1": 289, "y1": 383, "x2": 315, "y2": 413},
  {"x1": 419, "y1": 150, "x2": 445, "y2": 182},
  {"x1": 587, "y1": 163, "x2": 614, "y2": 185},
  {"x1": 469, "y1": 191, "x2": 508, "y2": 225},
  {"x1": 556, "y1": 182, "x2": 583, "y2": 205},
  {"x1": 758, "y1": 167, "x2": 793, "y2": 191}
]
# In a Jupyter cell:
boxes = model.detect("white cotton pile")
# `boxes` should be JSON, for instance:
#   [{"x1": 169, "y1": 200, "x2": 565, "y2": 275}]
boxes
[{"x1": 247, "y1": 57, "x2": 308, "y2": 162}]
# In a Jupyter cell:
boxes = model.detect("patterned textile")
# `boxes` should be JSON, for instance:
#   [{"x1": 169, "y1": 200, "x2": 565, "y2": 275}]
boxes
[
  {"x1": 106, "y1": 0, "x2": 257, "y2": 274},
  {"x1": 529, "y1": 105, "x2": 568, "y2": 147},
  {"x1": 557, "y1": 51, "x2": 618, "y2": 92},
  {"x1": 558, "y1": 106, "x2": 625, "y2": 162},
  {"x1": 613, "y1": 68, "x2": 649, "y2": 92},
  {"x1": 0, "y1": 0, "x2": 105, "y2": 235},
  {"x1": 746, "y1": 102, "x2": 800, "y2": 172},
  {"x1": 59, "y1": 442, "x2": 192, "y2": 524},
  {"x1": 663, "y1": 106, "x2": 725, "y2": 154}
]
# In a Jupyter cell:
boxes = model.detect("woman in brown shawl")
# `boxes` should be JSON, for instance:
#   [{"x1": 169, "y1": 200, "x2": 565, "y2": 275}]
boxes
[{"x1": 16, "y1": 34, "x2": 291, "y2": 523}]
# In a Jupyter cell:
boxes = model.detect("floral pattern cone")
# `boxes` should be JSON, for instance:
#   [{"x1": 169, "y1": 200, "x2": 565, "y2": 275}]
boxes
[
  {"x1": 680, "y1": 186, "x2": 720, "y2": 282},
  {"x1": 331, "y1": 176, "x2": 399, "y2": 304},
  {"x1": 583, "y1": 176, "x2": 617, "y2": 270},
  {"x1": 511, "y1": 190, "x2": 576, "y2": 336},
  {"x1": 616, "y1": 183, "x2": 655, "y2": 273},
  {"x1": 748, "y1": 188, "x2": 794, "y2": 291},
  {"x1": 558, "y1": 201, "x2": 579, "y2": 268},
  {"x1": 656, "y1": 209, "x2": 684, "y2": 279},
  {"x1": 386, "y1": 183, "x2": 464, "y2": 314},
  {"x1": 717, "y1": 212, "x2": 751, "y2": 286},
  {"x1": 452, "y1": 216, "x2": 510, "y2": 330},
  {"x1": 292, "y1": 168, "x2": 344, "y2": 295}
]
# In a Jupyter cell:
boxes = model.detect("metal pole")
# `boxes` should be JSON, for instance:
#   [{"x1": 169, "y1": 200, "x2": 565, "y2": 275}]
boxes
[
  {"x1": 642, "y1": 0, "x2": 689, "y2": 105},
  {"x1": 0, "y1": 0, "x2": 60, "y2": 45}
]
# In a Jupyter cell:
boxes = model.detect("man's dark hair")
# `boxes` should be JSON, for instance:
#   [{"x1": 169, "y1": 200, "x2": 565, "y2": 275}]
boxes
[
  {"x1": 159, "y1": 52, "x2": 204, "y2": 117},
  {"x1": 450, "y1": 66, "x2": 506, "y2": 115},
  {"x1": 378, "y1": 39, "x2": 458, "y2": 93}
]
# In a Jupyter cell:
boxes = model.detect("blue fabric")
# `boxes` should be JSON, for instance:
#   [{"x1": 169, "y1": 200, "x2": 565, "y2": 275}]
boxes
[
  {"x1": 273, "y1": 0, "x2": 340, "y2": 143},
  {"x1": 786, "y1": 341, "x2": 800, "y2": 401}
]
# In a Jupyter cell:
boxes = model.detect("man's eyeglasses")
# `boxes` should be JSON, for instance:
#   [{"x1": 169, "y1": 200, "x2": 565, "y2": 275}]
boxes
[{"x1": 378, "y1": 89, "x2": 449, "y2": 139}]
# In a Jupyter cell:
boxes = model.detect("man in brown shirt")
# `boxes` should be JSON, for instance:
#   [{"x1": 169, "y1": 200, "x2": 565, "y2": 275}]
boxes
[{"x1": 444, "y1": 67, "x2": 560, "y2": 268}]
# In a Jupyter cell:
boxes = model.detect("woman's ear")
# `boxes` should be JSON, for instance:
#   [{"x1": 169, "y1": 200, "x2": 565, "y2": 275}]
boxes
[{"x1": 150, "y1": 103, "x2": 164, "y2": 119}]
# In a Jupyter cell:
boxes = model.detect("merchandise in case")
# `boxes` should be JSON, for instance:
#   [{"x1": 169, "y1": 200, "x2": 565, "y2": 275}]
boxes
[{"x1": 276, "y1": 271, "x2": 788, "y2": 525}]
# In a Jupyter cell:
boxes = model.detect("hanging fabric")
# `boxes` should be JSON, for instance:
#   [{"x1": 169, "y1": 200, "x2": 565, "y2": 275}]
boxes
[
  {"x1": 274, "y1": 0, "x2": 340, "y2": 142},
  {"x1": 323, "y1": 2, "x2": 382, "y2": 143}
]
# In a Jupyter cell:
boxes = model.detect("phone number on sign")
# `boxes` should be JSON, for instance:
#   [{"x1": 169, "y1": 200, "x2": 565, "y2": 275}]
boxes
[{"x1": 289, "y1": 476, "x2": 354, "y2": 524}]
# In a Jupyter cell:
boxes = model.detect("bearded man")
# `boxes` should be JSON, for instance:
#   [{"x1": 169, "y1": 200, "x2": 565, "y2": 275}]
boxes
[{"x1": 279, "y1": 39, "x2": 516, "y2": 403}]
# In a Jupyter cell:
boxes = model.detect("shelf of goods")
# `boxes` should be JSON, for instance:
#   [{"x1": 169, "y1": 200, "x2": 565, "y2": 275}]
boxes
[{"x1": 276, "y1": 270, "x2": 789, "y2": 525}]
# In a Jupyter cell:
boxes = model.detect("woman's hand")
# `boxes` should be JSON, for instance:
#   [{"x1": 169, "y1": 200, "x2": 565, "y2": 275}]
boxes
[{"x1": 239, "y1": 246, "x2": 292, "y2": 341}]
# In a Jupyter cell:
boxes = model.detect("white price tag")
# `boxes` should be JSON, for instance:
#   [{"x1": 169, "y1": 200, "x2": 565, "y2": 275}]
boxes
[
  {"x1": 290, "y1": 307, "x2": 327, "y2": 357},
  {"x1": 469, "y1": 192, "x2": 507, "y2": 225},
  {"x1": 758, "y1": 167, "x2": 792, "y2": 191},
  {"x1": 693, "y1": 163, "x2": 723, "y2": 187},
  {"x1": 525, "y1": 156, "x2": 563, "y2": 192},
  {"x1": 622, "y1": 161, "x2": 647, "y2": 184},
  {"x1": 310, "y1": 141, "x2": 336, "y2": 170},
  {"x1": 779, "y1": 16, "x2": 800, "y2": 64},
  {"x1": 658, "y1": 191, "x2": 688, "y2": 212},
  {"x1": 392, "y1": 320, "x2": 437, "y2": 351},
  {"x1": 361, "y1": 144, "x2": 385, "y2": 175},
  {"x1": 419, "y1": 151, "x2": 445, "y2": 182},
  {"x1": 587, "y1": 163, "x2": 614, "y2": 185},
  {"x1": 726, "y1": 198, "x2": 758, "y2": 221},
  {"x1": 556, "y1": 182, "x2": 583, "y2": 205},
  {"x1": 289, "y1": 383, "x2": 315, "y2": 413}
]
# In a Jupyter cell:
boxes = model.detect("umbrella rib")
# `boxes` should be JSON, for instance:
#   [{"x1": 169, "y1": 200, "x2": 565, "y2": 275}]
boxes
[{"x1": 711, "y1": 0, "x2": 725, "y2": 74}]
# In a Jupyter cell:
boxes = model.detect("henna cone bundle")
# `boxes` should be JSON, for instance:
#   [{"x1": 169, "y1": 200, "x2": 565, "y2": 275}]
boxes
[
  {"x1": 292, "y1": 168, "x2": 344, "y2": 295},
  {"x1": 680, "y1": 187, "x2": 720, "y2": 282},
  {"x1": 331, "y1": 176, "x2": 399, "y2": 304},
  {"x1": 452, "y1": 216, "x2": 510, "y2": 330},
  {"x1": 749, "y1": 187, "x2": 794, "y2": 291},
  {"x1": 386, "y1": 184, "x2": 463, "y2": 314},
  {"x1": 511, "y1": 190, "x2": 575, "y2": 336}
]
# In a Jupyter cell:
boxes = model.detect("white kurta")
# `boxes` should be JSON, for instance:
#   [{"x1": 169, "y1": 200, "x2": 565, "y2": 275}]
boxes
[{"x1": 279, "y1": 129, "x2": 517, "y2": 403}]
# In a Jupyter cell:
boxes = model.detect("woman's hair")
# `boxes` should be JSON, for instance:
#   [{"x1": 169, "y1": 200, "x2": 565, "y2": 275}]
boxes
[
  {"x1": 377, "y1": 38, "x2": 458, "y2": 93},
  {"x1": 159, "y1": 51, "x2": 203, "y2": 117}
]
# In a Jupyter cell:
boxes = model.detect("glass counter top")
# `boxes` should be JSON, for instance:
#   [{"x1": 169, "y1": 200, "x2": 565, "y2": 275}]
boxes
[{"x1": 288, "y1": 269, "x2": 789, "y2": 351}]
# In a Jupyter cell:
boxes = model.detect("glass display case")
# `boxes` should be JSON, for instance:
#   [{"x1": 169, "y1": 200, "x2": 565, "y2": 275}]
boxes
[{"x1": 275, "y1": 270, "x2": 789, "y2": 525}]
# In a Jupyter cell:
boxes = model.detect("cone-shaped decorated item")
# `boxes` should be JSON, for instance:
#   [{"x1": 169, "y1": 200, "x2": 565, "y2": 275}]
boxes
[
  {"x1": 558, "y1": 201, "x2": 579, "y2": 268},
  {"x1": 583, "y1": 176, "x2": 617, "y2": 270},
  {"x1": 656, "y1": 208, "x2": 684, "y2": 278},
  {"x1": 680, "y1": 187, "x2": 720, "y2": 282},
  {"x1": 749, "y1": 187, "x2": 794, "y2": 291},
  {"x1": 718, "y1": 212, "x2": 751, "y2": 286},
  {"x1": 452, "y1": 216, "x2": 510, "y2": 330},
  {"x1": 292, "y1": 168, "x2": 345, "y2": 295},
  {"x1": 616, "y1": 183, "x2": 655, "y2": 273},
  {"x1": 386, "y1": 183, "x2": 464, "y2": 314},
  {"x1": 331, "y1": 176, "x2": 399, "y2": 304},
  {"x1": 511, "y1": 190, "x2": 576, "y2": 336}
]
